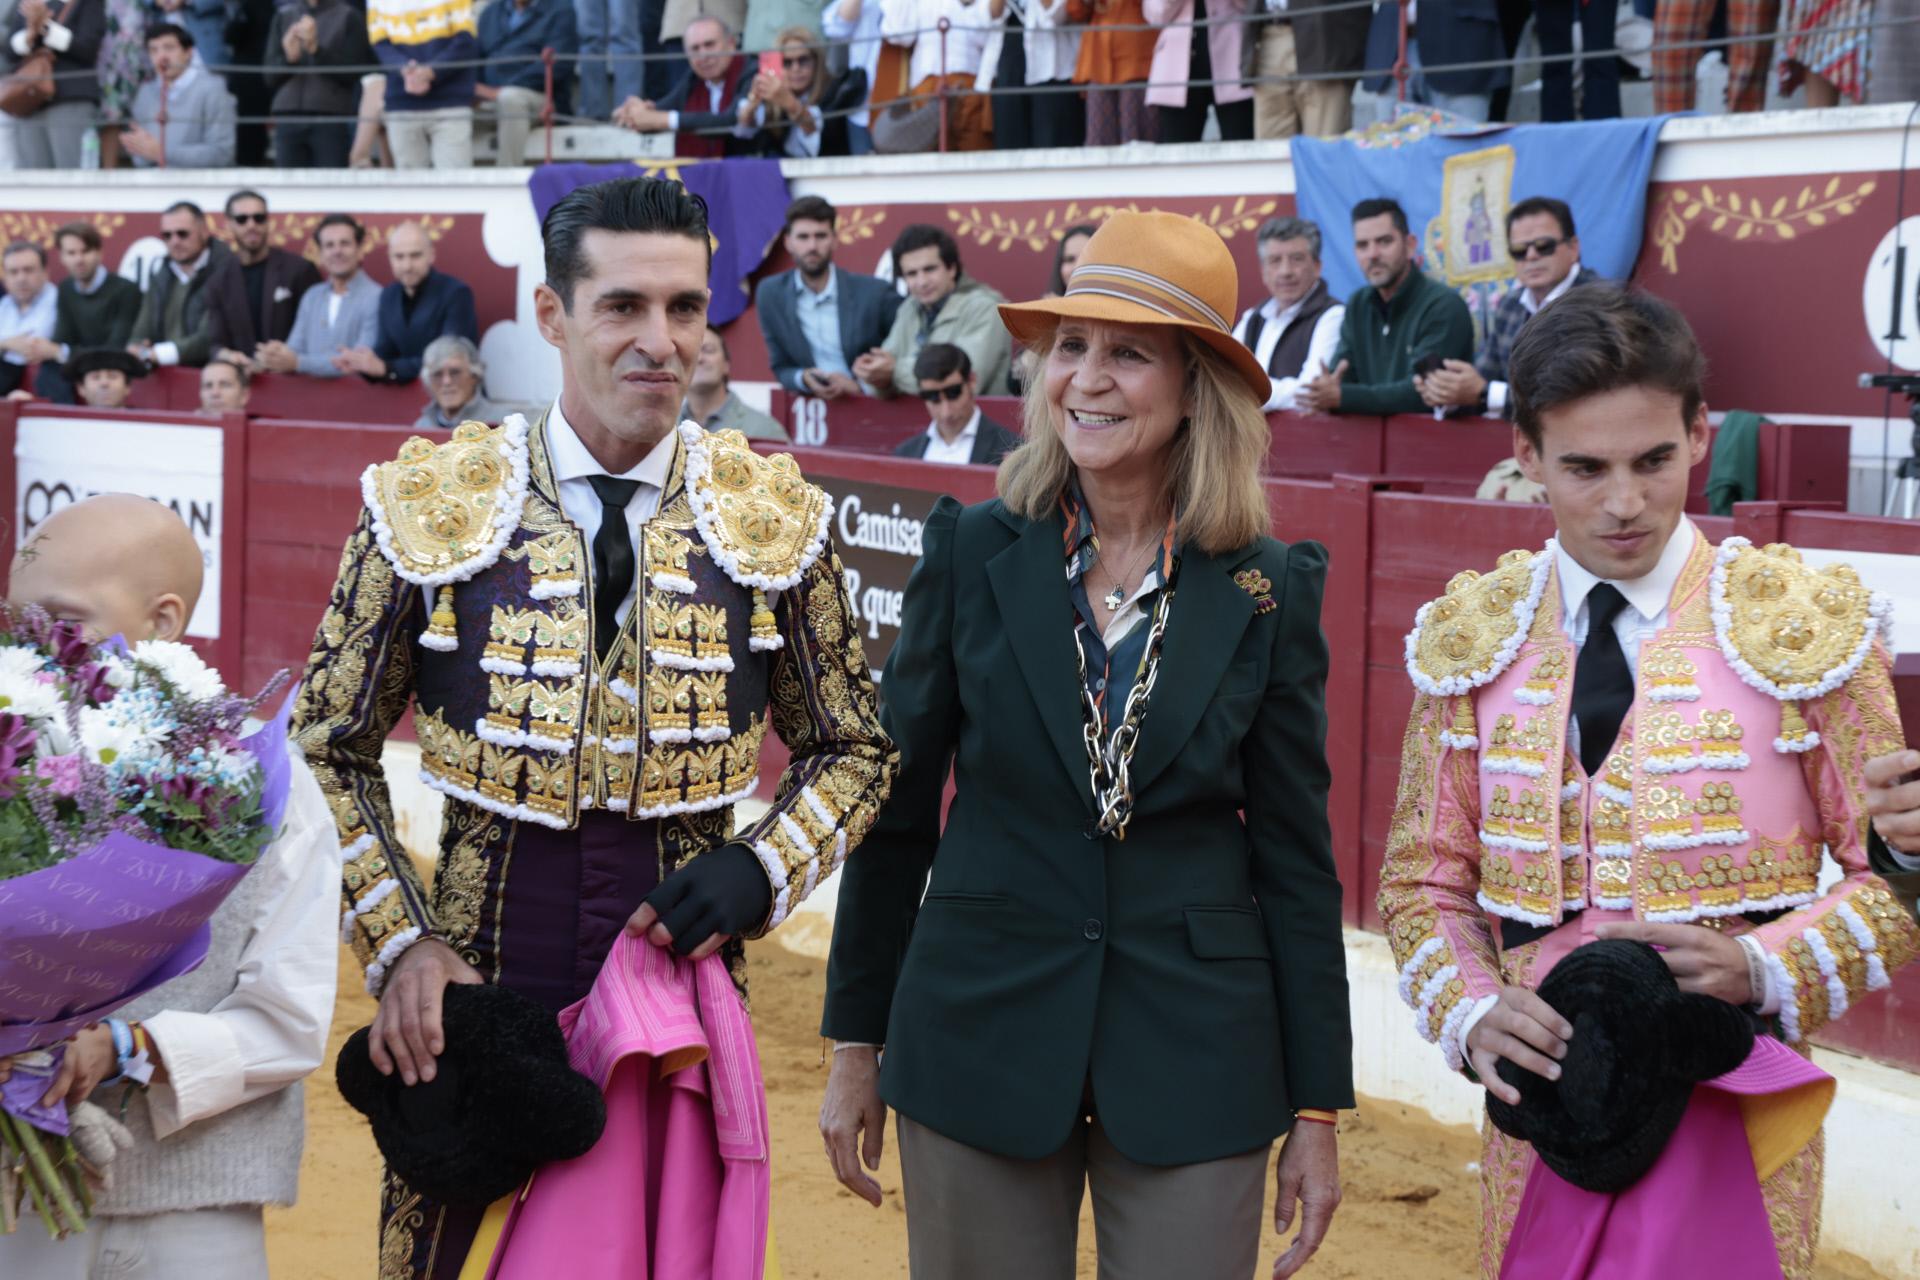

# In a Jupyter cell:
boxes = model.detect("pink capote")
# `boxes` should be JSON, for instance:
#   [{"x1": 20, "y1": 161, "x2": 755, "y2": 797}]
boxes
[
  {"x1": 482, "y1": 935, "x2": 771, "y2": 1280},
  {"x1": 1498, "y1": 1031, "x2": 1834, "y2": 1280}
]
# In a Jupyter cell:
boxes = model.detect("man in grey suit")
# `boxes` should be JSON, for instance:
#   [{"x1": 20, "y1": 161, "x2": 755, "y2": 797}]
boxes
[
  {"x1": 124, "y1": 24, "x2": 238, "y2": 167},
  {"x1": 755, "y1": 196, "x2": 903, "y2": 402},
  {"x1": 259, "y1": 215, "x2": 381, "y2": 379}
]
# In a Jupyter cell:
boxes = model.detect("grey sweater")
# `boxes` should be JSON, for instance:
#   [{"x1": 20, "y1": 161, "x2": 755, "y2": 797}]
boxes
[{"x1": 131, "y1": 67, "x2": 238, "y2": 168}]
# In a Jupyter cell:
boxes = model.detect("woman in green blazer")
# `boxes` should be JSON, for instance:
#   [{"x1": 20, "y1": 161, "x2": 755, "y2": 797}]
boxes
[{"x1": 819, "y1": 212, "x2": 1355, "y2": 1279}]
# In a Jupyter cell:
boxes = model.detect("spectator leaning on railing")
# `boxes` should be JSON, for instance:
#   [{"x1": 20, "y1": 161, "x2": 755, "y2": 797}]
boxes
[
  {"x1": 413, "y1": 334, "x2": 501, "y2": 428},
  {"x1": 206, "y1": 190, "x2": 323, "y2": 366},
  {"x1": 475, "y1": 0, "x2": 577, "y2": 167},
  {"x1": 129, "y1": 202, "x2": 231, "y2": 370},
  {"x1": 3, "y1": 0, "x2": 107, "y2": 169},
  {"x1": 1296, "y1": 196, "x2": 1474, "y2": 417},
  {"x1": 881, "y1": 0, "x2": 995, "y2": 151},
  {"x1": 1244, "y1": 0, "x2": 1366, "y2": 140},
  {"x1": 335, "y1": 222, "x2": 479, "y2": 383},
  {"x1": 861, "y1": 223, "x2": 1012, "y2": 397},
  {"x1": 125, "y1": 23, "x2": 238, "y2": 167},
  {"x1": 1418, "y1": 196, "x2": 1604, "y2": 419},
  {"x1": 615, "y1": 15, "x2": 753, "y2": 157},
  {"x1": 756, "y1": 195, "x2": 903, "y2": 400},
  {"x1": 1145, "y1": 0, "x2": 1255, "y2": 143},
  {"x1": 33, "y1": 221, "x2": 142, "y2": 403},
  {"x1": 265, "y1": 0, "x2": 376, "y2": 168},
  {"x1": 261, "y1": 213, "x2": 381, "y2": 377},
  {"x1": 369, "y1": 0, "x2": 481, "y2": 168},
  {"x1": 1230, "y1": 215, "x2": 1343, "y2": 413},
  {"x1": 0, "y1": 241, "x2": 57, "y2": 398}
]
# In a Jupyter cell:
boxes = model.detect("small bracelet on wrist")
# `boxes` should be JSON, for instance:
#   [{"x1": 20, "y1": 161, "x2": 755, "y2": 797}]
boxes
[{"x1": 1293, "y1": 1108, "x2": 1338, "y2": 1127}]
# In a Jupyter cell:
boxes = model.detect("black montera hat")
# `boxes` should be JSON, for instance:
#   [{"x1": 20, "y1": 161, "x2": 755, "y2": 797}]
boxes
[
  {"x1": 1485, "y1": 939, "x2": 1755, "y2": 1194},
  {"x1": 335, "y1": 982, "x2": 606, "y2": 1205}
]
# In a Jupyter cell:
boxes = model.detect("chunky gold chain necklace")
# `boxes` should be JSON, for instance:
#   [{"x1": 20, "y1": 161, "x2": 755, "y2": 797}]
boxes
[{"x1": 1072, "y1": 583, "x2": 1175, "y2": 842}]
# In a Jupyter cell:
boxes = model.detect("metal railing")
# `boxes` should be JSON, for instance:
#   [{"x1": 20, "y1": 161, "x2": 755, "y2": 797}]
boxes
[{"x1": 6, "y1": 1, "x2": 1915, "y2": 165}]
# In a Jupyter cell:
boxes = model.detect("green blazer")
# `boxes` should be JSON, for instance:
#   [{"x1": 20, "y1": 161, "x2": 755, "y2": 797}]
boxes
[{"x1": 822, "y1": 496, "x2": 1355, "y2": 1167}]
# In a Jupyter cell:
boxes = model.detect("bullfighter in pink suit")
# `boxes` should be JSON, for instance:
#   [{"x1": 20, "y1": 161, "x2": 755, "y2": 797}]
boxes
[{"x1": 1376, "y1": 285, "x2": 1920, "y2": 1279}]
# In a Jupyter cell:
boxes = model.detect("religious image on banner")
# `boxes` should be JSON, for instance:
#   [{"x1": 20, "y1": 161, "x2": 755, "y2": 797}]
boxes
[
  {"x1": 1439, "y1": 145, "x2": 1515, "y2": 286},
  {"x1": 526, "y1": 159, "x2": 792, "y2": 326}
]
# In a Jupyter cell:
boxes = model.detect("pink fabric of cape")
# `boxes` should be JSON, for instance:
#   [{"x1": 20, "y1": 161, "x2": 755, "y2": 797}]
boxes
[{"x1": 485, "y1": 936, "x2": 770, "y2": 1280}]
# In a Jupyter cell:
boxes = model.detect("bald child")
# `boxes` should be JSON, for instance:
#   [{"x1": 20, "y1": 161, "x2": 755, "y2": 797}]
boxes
[{"x1": 0, "y1": 496, "x2": 339, "y2": 1280}]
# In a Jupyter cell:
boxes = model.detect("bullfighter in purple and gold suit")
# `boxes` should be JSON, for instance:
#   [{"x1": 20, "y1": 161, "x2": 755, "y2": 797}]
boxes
[
  {"x1": 1376, "y1": 286, "x2": 1919, "y2": 1279},
  {"x1": 293, "y1": 178, "x2": 895, "y2": 1279}
]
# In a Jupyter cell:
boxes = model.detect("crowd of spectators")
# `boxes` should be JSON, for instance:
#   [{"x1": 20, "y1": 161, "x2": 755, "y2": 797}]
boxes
[
  {"x1": 0, "y1": 0, "x2": 1908, "y2": 170},
  {"x1": 0, "y1": 186, "x2": 491, "y2": 428}
]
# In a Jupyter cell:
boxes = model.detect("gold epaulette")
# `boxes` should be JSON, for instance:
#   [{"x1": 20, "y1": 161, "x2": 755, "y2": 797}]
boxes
[
  {"x1": 680, "y1": 423, "x2": 831, "y2": 592},
  {"x1": 361, "y1": 416, "x2": 532, "y2": 587},
  {"x1": 1710, "y1": 538, "x2": 1892, "y2": 701},
  {"x1": 1405, "y1": 547, "x2": 1552, "y2": 697}
]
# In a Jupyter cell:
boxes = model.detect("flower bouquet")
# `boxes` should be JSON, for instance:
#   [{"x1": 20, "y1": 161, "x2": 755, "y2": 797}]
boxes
[{"x1": 0, "y1": 606, "x2": 291, "y2": 1237}]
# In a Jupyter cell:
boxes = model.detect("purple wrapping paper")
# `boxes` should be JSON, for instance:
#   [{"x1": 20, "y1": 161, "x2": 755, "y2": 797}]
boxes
[{"x1": 0, "y1": 692, "x2": 297, "y2": 1134}]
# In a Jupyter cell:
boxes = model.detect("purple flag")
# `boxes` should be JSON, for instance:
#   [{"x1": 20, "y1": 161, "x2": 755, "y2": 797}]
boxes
[{"x1": 527, "y1": 160, "x2": 792, "y2": 326}]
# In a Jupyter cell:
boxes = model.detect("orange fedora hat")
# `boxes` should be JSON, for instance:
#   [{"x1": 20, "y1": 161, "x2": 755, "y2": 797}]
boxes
[{"x1": 999, "y1": 210, "x2": 1272, "y2": 406}]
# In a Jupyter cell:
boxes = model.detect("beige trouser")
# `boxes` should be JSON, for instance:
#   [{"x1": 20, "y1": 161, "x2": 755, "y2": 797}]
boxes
[
  {"x1": 1252, "y1": 23, "x2": 1355, "y2": 140},
  {"x1": 0, "y1": 1205, "x2": 268, "y2": 1278},
  {"x1": 386, "y1": 105, "x2": 476, "y2": 169},
  {"x1": 896, "y1": 1112, "x2": 1271, "y2": 1280},
  {"x1": 483, "y1": 85, "x2": 549, "y2": 167}
]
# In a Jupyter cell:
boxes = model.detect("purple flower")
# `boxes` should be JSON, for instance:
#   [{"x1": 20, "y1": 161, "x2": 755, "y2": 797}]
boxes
[
  {"x1": 48, "y1": 620, "x2": 93, "y2": 671},
  {"x1": 34, "y1": 754, "x2": 83, "y2": 798},
  {"x1": 74, "y1": 662, "x2": 117, "y2": 705},
  {"x1": 0, "y1": 712, "x2": 38, "y2": 798}
]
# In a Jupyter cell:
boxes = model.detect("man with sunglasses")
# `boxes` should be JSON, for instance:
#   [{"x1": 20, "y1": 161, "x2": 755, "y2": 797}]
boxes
[
  {"x1": 205, "y1": 191, "x2": 322, "y2": 372},
  {"x1": 128, "y1": 202, "x2": 231, "y2": 372},
  {"x1": 683, "y1": 323, "x2": 787, "y2": 440},
  {"x1": 1418, "y1": 196, "x2": 1604, "y2": 419},
  {"x1": 892, "y1": 342, "x2": 1018, "y2": 466}
]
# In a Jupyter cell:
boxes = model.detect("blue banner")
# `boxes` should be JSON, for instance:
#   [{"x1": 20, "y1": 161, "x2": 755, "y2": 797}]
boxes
[
  {"x1": 527, "y1": 159, "x2": 791, "y2": 327},
  {"x1": 1292, "y1": 115, "x2": 1666, "y2": 312}
]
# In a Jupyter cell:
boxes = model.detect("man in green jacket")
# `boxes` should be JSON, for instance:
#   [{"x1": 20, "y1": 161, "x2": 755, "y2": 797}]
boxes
[
  {"x1": 855, "y1": 224, "x2": 1013, "y2": 398},
  {"x1": 127, "y1": 202, "x2": 230, "y2": 371},
  {"x1": 1297, "y1": 196, "x2": 1474, "y2": 417}
]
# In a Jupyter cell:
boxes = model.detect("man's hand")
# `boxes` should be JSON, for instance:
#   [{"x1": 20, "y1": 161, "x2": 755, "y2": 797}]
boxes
[
  {"x1": 1295, "y1": 359, "x2": 1348, "y2": 415},
  {"x1": 256, "y1": 340, "x2": 297, "y2": 373},
  {"x1": 1464, "y1": 985, "x2": 1572, "y2": 1106},
  {"x1": 282, "y1": 22, "x2": 309, "y2": 62},
  {"x1": 120, "y1": 126, "x2": 161, "y2": 162},
  {"x1": 625, "y1": 843, "x2": 772, "y2": 959},
  {"x1": 19, "y1": 0, "x2": 49, "y2": 34},
  {"x1": 474, "y1": 83, "x2": 500, "y2": 103},
  {"x1": 852, "y1": 348, "x2": 894, "y2": 389},
  {"x1": 39, "y1": 1025, "x2": 116, "y2": 1109},
  {"x1": 1594, "y1": 920, "x2": 1755, "y2": 1007},
  {"x1": 615, "y1": 97, "x2": 670, "y2": 131},
  {"x1": 127, "y1": 340, "x2": 154, "y2": 361},
  {"x1": 334, "y1": 346, "x2": 387, "y2": 378},
  {"x1": 1866, "y1": 749, "x2": 1920, "y2": 855},
  {"x1": 369, "y1": 937, "x2": 482, "y2": 1086},
  {"x1": 20, "y1": 335, "x2": 61, "y2": 364},
  {"x1": 1418, "y1": 358, "x2": 1486, "y2": 409},
  {"x1": 819, "y1": 1045, "x2": 886, "y2": 1206},
  {"x1": 402, "y1": 61, "x2": 436, "y2": 96},
  {"x1": 214, "y1": 346, "x2": 260, "y2": 371},
  {"x1": 1271, "y1": 1119, "x2": 1339, "y2": 1279}
]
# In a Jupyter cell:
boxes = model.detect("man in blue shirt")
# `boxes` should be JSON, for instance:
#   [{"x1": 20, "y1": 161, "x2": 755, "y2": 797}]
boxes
[
  {"x1": 477, "y1": 0, "x2": 578, "y2": 166},
  {"x1": 754, "y1": 195, "x2": 901, "y2": 400},
  {"x1": 0, "y1": 240, "x2": 57, "y2": 397},
  {"x1": 334, "y1": 223, "x2": 479, "y2": 384}
]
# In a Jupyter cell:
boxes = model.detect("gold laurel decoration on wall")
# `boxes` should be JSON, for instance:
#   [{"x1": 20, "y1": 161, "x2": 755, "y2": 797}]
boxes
[
  {"x1": 835, "y1": 207, "x2": 888, "y2": 245},
  {"x1": 1653, "y1": 176, "x2": 1877, "y2": 274},
  {"x1": 0, "y1": 212, "x2": 126, "y2": 250},
  {"x1": 947, "y1": 195, "x2": 1281, "y2": 256}
]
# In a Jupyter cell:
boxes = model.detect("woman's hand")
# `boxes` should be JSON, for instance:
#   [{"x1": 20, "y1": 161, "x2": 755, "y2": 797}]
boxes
[
  {"x1": 819, "y1": 1045, "x2": 887, "y2": 1207},
  {"x1": 41, "y1": 1026, "x2": 116, "y2": 1109},
  {"x1": 1271, "y1": 1119, "x2": 1340, "y2": 1278}
]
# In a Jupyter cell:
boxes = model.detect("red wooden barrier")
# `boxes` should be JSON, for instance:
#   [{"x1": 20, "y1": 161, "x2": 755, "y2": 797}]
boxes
[{"x1": 130, "y1": 366, "x2": 426, "y2": 425}]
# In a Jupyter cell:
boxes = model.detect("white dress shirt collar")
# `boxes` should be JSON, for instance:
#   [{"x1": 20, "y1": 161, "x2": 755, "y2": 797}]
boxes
[
  {"x1": 1261, "y1": 287, "x2": 1315, "y2": 328},
  {"x1": 545, "y1": 397, "x2": 680, "y2": 495},
  {"x1": 921, "y1": 407, "x2": 981, "y2": 465},
  {"x1": 1522, "y1": 260, "x2": 1584, "y2": 316},
  {"x1": 76, "y1": 265, "x2": 109, "y2": 295},
  {"x1": 169, "y1": 247, "x2": 212, "y2": 286},
  {"x1": 1556, "y1": 517, "x2": 1697, "y2": 630},
  {"x1": 795, "y1": 264, "x2": 837, "y2": 301}
]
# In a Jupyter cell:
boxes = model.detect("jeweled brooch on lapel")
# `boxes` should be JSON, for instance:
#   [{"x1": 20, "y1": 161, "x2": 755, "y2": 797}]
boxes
[{"x1": 1235, "y1": 569, "x2": 1277, "y2": 614}]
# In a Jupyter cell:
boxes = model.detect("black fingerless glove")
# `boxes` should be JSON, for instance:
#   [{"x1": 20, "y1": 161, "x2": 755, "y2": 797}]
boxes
[{"x1": 642, "y1": 843, "x2": 774, "y2": 954}]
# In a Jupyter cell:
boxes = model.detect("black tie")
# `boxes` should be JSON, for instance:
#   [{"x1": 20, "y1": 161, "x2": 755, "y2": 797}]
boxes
[
  {"x1": 587, "y1": 475, "x2": 643, "y2": 661},
  {"x1": 1573, "y1": 583, "x2": 1634, "y2": 777}
]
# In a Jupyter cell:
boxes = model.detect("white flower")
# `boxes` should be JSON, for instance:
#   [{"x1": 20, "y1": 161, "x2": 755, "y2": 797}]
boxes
[
  {"x1": 98, "y1": 653, "x2": 132, "y2": 690},
  {"x1": 0, "y1": 666, "x2": 64, "y2": 724},
  {"x1": 130, "y1": 640, "x2": 226, "y2": 703},
  {"x1": 36, "y1": 718, "x2": 75, "y2": 756},
  {"x1": 77, "y1": 704, "x2": 161, "y2": 769},
  {"x1": 0, "y1": 645, "x2": 46, "y2": 683}
]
